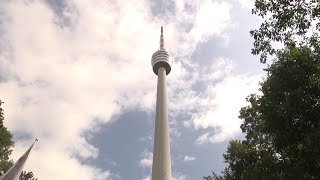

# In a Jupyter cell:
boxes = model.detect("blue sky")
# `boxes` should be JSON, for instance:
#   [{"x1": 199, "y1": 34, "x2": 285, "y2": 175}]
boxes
[{"x1": 0, "y1": 0, "x2": 266, "y2": 179}]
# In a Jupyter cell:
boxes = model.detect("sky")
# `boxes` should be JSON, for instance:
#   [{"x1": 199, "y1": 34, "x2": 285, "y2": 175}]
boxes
[{"x1": 0, "y1": 0, "x2": 266, "y2": 179}]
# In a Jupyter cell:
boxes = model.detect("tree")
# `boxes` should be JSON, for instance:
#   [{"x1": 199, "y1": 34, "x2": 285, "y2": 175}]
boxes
[
  {"x1": 0, "y1": 100, "x2": 14, "y2": 176},
  {"x1": 203, "y1": 171, "x2": 227, "y2": 180},
  {"x1": 206, "y1": 36, "x2": 320, "y2": 180},
  {"x1": 0, "y1": 100, "x2": 38, "y2": 179},
  {"x1": 252, "y1": 38, "x2": 320, "y2": 179},
  {"x1": 251, "y1": 0, "x2": 319, "y2": 63},
  {"x1": 20, "y1": 171, "x2": 38, "y2": 180},
  {"x1": 206, "y1": 1, "x2": 320, "y2": 179}
]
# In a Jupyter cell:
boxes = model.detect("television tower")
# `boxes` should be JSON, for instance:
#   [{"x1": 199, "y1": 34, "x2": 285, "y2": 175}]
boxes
[{"x1": 151, "y1": 26, "x2": 172, "y2": 180}]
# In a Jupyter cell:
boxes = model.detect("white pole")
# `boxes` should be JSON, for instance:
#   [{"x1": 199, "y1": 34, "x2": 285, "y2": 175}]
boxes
[{"x1": 151, "y1": 26, "x2": 173, "y2": 180}]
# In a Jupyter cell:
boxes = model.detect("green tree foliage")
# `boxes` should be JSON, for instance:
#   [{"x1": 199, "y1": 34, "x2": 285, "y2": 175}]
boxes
[
  {"x1": 0, "y1": 100, "x2": 14, "y2": 176},
  {"x1": 256, "y1": 39, "x2": 320, "y2": 178},
  {"x1": 20, "y1": 171, "x2": 38, "y2": 180},
  {"x1": 205, "y1": 37, "x2": 320, "y2": 180},
  {"x1": 0, "y1": 101, "x2": 38, "y2": 179},
  {"x1": 204, "y1": 171, "x2": 229, "y2": 180},
  {"x1": 251, "y1": 0, "x2": 319, "y2": 63},
  {"x1": 205, "y1": 1, "x2": 320, "y2": 179}
]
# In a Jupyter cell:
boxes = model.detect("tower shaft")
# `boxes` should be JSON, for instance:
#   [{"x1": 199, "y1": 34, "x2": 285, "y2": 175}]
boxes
[{"x1": 151, "y1": 67, "x2": 172, "y2": 180}]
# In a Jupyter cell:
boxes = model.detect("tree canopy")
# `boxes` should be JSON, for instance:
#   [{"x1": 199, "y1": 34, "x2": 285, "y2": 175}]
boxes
[
  {"x1": 0, "y1": 100, "x2": 14, "y2": 176},
  {"x1": 251, "y1": 0, "x2": 319, "y2": 63},
  {"x1": 212, "y1": 38, "x2": 320, "y2": 180},
  {"x1": 20, "y1": 171, "x2": 38, "y2": 180},
  {"x1": 205, "y1": 0, "x2": 320, "y2": 179}
]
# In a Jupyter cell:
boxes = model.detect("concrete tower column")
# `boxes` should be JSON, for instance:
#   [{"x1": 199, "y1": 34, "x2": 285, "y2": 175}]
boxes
[{"x1": 151, "y1": 27, "x2": 172, "y2": 180}]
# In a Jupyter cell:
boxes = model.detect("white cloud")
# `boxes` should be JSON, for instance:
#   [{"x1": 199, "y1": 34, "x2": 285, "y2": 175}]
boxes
[
  {"x1": 194, "y1": 72, "x2": 261, "y2": 144},
  {"x1": 171, "y1": 57, "x2": 261, "y2": 144},
  {"x1": 168, "y1": 58, "x2": 261, "y2": 144},
  {"x1": 183, "y1": 155, "x2": 196, "y2": 162},
  {"x1": 139, "y1": 151, "x2": 153, "y2": 169},
  {"x1": 173, "y1": 173, "x2": 188, "y2": 180},
  {"x1": 138, "y1": 150, "x2": 153, "y2": 180},
  {"x1": 235, "y1": 0, "x2": 255, "y2": 9},
  {"x1": 0, "y1": 0, "x2": 235, "y2": 179},
  {"x1": 190, "y1": 0, "x2": 233, "y2": 43},
  {"x1": 141, "y1": 176, "x2": 151, "y2": 180}
]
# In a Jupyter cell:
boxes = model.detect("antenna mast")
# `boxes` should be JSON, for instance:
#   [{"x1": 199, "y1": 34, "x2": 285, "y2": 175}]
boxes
[{"x1": 160, "y1": 26, "x2": 164, "y2": 50}]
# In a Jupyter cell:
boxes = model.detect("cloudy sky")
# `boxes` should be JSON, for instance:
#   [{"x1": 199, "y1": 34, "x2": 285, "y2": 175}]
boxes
[{"x1": 0, "y1": 0, "x2": 266, "y2": 179}]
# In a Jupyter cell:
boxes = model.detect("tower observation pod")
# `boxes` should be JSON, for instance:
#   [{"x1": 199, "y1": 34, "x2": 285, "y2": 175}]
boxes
[{"x1": 151, "y1": 26, "x2": 172, "y2": 180}]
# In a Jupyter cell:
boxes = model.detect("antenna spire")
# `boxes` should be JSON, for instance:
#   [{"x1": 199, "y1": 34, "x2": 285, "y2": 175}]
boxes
[{"x1": 160, "y1": 26, "x2": 164, "y2": 50}]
